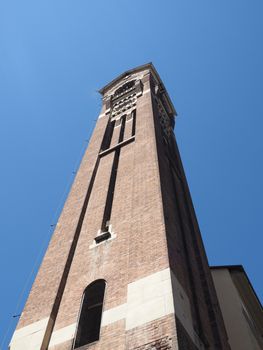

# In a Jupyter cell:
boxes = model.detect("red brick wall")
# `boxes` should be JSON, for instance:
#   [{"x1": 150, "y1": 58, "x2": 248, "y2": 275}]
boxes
[{"x1": 14, "y1": 66, "x2": 229, "y2": 350}]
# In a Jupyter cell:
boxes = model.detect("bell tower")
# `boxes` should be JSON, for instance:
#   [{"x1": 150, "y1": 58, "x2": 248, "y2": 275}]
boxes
[{"x1": 10, "y1": 63, "x2": 230, "y2": 350}]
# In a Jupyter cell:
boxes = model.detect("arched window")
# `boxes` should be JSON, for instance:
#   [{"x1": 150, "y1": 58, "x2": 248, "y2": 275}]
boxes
[
  {"x1": 114, "y1": 80, "x2": 135, "y2": 97},
  {"x1": 73, "y1": 280, "x2": 106, "y2": 348}
]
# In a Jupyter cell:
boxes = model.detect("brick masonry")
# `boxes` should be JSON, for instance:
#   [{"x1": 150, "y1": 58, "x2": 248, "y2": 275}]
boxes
[{"x1": 10, "y1": 64, "x2": 230, "y2": 350}]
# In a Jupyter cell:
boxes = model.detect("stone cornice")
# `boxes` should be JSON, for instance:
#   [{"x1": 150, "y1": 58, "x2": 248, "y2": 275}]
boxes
[{"x1": 99, "y1": 63, "x2": 177, "y2": 117}]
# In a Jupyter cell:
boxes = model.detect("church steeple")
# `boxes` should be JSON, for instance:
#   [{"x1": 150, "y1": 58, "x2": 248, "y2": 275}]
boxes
[{"x1": 10, "y1": 64, "x2": 230, "y2": 350}]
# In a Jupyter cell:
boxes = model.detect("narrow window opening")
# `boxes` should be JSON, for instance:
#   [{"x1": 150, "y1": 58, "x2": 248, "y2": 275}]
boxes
[
  {"x1": 73, "y1": 280, "x2": 106, "y2": 348},
  {"x1": 132, "y1": 109, "x2": 136, "y2": 136},
  {"x1": 100, "y1": 115, "x2": 125, "y2": 236},
  {"x1": 101, "y1": 148, "x2": 120, "y2": 232},
  {"x1": 101, "y1": 119, "x2": 115, "y2": 151},
  {"x1": 95, "y1": 231, "x2": 111, "y2": 244},
  {"x1": 118, "y1": 115, "x2": 126, "y2": 143},
  {"x1": 100, "y1": 115, "x2": 126, "y2": 232}
]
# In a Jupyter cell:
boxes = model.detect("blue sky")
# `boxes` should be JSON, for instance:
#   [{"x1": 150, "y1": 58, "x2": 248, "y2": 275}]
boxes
[{"x1": 0, "y1": 0, "x2": 262, "y2": 348}]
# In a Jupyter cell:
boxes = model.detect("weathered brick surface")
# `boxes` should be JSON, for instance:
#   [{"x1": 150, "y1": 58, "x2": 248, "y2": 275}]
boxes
[
  {"x1": 132, "y1": 338, "x2": 173, "y2": 350},
  {"x1": 16, "y1": 105, "x2": 109, "y2": 329},
  {"x1": 48, "y1": 74, "x2": 170, "y2": 338},
  {"x1": 50, "y1": 320, "x2": 126, "y2": 350},
  {"x1": 13, "y1": 65, "x2": 230, "y2": 350},
  {"x1": 126, "y1": 315, "x2": 177, "y2": 350}
]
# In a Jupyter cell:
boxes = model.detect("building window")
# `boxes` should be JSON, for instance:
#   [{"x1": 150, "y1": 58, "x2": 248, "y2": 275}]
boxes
[
  {"x1": 73, "y1": 280, "x2": 106, "y2": 348},
  {"x1": 131, "y1": 109, "x2": 136, "y2": 136},
  {"x1": 114, "y1": 80, "x2": 135, "y2": 97},
  {"x1": 101, "y1": 119, "x2": 115, "y2": 151}
]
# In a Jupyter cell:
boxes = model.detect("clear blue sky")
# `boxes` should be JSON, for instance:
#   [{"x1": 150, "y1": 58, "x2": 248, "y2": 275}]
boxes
[{"x1": 0, "y1": 1, "x2": 262, "y2": 348}]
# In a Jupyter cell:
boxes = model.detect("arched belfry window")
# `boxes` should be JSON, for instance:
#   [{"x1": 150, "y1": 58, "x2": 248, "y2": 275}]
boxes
[
  {"x1": 73, "y1": 280, "x2": 106, "y2": 348},
  {"x1": 114, "y1": 80, "x2": 135, "y2": 97}
]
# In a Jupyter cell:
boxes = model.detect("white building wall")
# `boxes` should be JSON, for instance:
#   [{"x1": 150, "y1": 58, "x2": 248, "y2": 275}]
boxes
[{"x1": 211, "y1": 268, "x2": 262, "y2": 350}]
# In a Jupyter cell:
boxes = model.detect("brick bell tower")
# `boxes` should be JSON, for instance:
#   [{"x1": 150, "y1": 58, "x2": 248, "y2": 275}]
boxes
[{"x1": 10, "y1": 63, "x2": 230, "y2": 350}]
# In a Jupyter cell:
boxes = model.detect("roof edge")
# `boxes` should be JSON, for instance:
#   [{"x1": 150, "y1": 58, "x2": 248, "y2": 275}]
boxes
[
  {"x1": 210, "y1": 264, "x2": 262, "y2": 309},
  {"x1": 99, "y1": 63, "x2": 176, "y2": 116},
  {"x1": 210, "y1": 264, "x2": 244, "y2": 272},
  {"x1": 99, "y1": 62, "x2": 153, "y2": 95}
]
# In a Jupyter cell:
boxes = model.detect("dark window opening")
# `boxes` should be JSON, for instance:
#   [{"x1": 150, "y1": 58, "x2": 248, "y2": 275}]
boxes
[
  {"x1": 100, "y1": 115, "x2": 125, "y2": 235},
  {"x1": 131, "y1": 109, "x2": 136, "y2": 137},
  {"x1": 73, "y1": 280, "x2": 106, "y2": 348},
  {"x1": 101, "y1": 116, "x2": 125, "y2": 232},
  {"x1": 114, "y1": 80, "x2": 135, "y2": 97},
  {"x1": 101, "y1": 119, "x2": 115, "y2": 151},
  {"x1": 101, "y1": 147, "x2": 120, "y2": 232},
  {"x1": 95, "y1": 231, "x2": 111, "y2": 244},
  {"x1": 118, "y1": 115, "x2": 126, "y2": 143}
]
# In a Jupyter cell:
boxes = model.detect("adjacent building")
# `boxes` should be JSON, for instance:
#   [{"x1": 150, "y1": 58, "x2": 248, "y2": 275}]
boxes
[{"x1": 211, "y1": 265, "x2": 263, "y2": 350}]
